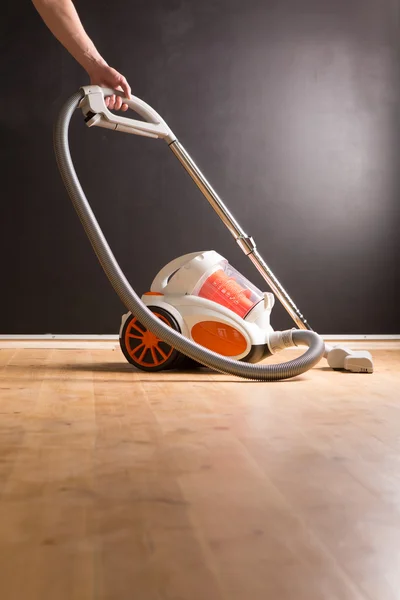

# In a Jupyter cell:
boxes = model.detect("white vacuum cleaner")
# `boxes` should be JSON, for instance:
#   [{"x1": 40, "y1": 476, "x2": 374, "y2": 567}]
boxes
[{"x1": 54, "y1": 86, "x2": 373, "y2": 380}]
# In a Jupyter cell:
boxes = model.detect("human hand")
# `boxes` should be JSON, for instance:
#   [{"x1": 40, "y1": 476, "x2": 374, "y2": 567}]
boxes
[{"x1": 87, "y1": 62, "x2": 131, "y2": 111}]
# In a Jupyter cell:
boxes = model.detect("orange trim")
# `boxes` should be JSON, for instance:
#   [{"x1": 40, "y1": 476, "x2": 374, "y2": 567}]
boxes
[
  {"x1": 124, "y1": 313, "x2": 173, "y2": 367},
  {"x1": 191, "y1": 321, "x2": 248, "y2": 357},
  {"x1": 143, "y1": 292, "x2": 163, "y2": 296}
]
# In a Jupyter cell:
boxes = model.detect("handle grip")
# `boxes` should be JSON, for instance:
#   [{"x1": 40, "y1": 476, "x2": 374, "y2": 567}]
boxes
[
  {"x1": 79, "y1": 85, "x2": 176, "y2": 143},
  {"x1": 150, "y1": 252, "x2": 207, "y2": 292}
]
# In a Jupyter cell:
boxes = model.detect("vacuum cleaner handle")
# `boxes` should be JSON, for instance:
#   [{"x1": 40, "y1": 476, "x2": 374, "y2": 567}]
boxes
[
  {"x1": 149, "y1": 251, "x2": 208, "y2": 293},
  {"x1": 79, "y1": 85, "x2": 176, "y2": 143}
]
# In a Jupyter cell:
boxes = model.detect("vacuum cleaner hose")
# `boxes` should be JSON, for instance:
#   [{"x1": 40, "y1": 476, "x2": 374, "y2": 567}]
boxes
[{"x1": 53, "y1": 91, "x2": 325, "y2": 381}]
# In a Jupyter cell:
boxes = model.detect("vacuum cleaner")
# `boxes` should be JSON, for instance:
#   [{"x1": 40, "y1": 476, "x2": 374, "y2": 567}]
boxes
[{"x1": 54, "y1": 86, "x2": 373, "y2": 380}]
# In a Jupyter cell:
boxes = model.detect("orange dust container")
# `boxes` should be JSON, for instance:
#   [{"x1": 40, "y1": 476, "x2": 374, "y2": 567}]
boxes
[{"x1": 192, "y1": 260, "x2": 263, "y2": 318}]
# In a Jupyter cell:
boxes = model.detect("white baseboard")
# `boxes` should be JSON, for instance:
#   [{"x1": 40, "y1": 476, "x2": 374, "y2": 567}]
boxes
[
  {"x1": 0, "y1": 333, "x2": 400, "y2": 342},
  {"x1": 0, "y1": 335, "x2": 119, "y2": 340},
  {"x1": 1, "y1": 334, "x2": 399, "y2": 341},
  {"x1": 0, "y1": 335, "x2": 119, "y2": 349},
  {"x1": 322, "y1": 334, "x2": 400, "y2": 340},
  {"x1": 0, "y1": 334, "x2": 399, "y2": 351}
]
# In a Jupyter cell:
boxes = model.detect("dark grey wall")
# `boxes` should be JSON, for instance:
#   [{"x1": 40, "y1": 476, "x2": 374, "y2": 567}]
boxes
[{"x1": 1, "y1": 0, "x2": 399, "y2": 334}]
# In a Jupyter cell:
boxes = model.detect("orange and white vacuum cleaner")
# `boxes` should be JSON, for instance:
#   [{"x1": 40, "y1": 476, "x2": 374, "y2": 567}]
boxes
[
  {"x1": 54, "y1": 86, "x2": 373, "y2": 380},
  {"x1": 120, "y1": 250, "x2": 277, "y2": 371}
]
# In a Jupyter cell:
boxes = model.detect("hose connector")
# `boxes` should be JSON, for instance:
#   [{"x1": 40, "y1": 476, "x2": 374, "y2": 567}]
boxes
[{"x1": 268, "y1": 330, "x2": 295, "y2": 354}]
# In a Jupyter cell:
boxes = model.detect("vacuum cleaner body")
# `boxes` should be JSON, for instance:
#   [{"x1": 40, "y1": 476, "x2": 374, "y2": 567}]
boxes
[{"x1": 119, "y1": 251, "x2": 279, "y2": 370}]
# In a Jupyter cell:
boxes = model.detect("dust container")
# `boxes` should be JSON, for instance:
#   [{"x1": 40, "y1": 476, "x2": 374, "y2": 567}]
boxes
[{"x1": 192, "y1": 259, "x2": 263, "y2": 318}]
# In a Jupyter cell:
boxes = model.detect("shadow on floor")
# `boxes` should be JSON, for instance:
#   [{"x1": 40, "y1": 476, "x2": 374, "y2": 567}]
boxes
[{"x1": 31, "y1": 361, "x2": 308, "y2": 383}]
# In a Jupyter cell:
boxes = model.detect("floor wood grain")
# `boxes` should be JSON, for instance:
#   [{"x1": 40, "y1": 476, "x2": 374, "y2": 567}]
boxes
[{"x1": 0, "y1": 347, "x2": 399, "y2": 600}]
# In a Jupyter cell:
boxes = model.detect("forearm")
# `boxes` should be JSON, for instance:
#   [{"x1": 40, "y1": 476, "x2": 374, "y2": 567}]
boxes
[
  {"x1": 32, "y1": 0, "x2": 105, "y2": 73},
  {"x1": 32, "y1": 0, "x2": 131, "y2": 107}
]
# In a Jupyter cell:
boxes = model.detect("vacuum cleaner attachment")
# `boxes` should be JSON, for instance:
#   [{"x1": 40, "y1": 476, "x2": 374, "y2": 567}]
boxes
[{"x1": 53, "y1": 86, "x2": 373, "y2": 379}]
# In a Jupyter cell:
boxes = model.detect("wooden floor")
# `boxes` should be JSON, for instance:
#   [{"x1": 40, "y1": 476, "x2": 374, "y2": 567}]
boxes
[{"x1": 1, "y1": 345, "x2": 400, "y2": 600}]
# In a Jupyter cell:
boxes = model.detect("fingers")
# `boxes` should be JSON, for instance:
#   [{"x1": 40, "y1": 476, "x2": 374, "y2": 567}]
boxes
[
  {"x1": 114, "y1": 95, "x2": 123, "y2": 111},
  {"x1": 110, "y1": 76, "x2": 131, "y2": 111},
  {"x1": 119, "y1": 76, "x2": 131, "y2": 99},
  {"x1": 107, "y1": 99, "x2": 128, "y2": 111},
  {"x1": 106, "y1": 93, "x2": 126, "y2": 111},
  {"x1": 107, "y1": 94, "x2": 116, "y2": 110},
  {"x1": 89, "y1": 67, "x2": 131, "y2": 111},
  {"x1": 106, "y1": 95, "x2": 128, "y2": 112}
]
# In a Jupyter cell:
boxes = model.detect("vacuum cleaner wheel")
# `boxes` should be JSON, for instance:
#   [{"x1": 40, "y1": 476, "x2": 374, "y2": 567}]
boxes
[{"x1": 120, "y1": 306, "x2": 196, "y2": 372}]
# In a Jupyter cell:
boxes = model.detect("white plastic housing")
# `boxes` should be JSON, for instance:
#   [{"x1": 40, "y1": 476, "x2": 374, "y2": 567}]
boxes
[{"x1": 326, "y1": 345, "x2": 374, "y2": 373}]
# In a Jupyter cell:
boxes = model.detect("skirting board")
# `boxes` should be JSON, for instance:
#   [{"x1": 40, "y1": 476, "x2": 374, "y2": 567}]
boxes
[
  {"x1": 0, "y1": 334, "x2": 399, "y2": 350},
  {"x1": 0, "y1": 335, "x2": 119, "y2": 350}
]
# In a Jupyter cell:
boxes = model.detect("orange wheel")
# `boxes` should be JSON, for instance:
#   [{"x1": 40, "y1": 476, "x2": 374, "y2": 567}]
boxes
[{"x1": 119, "y1": 307, "x2": 183, "y2": 372}]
